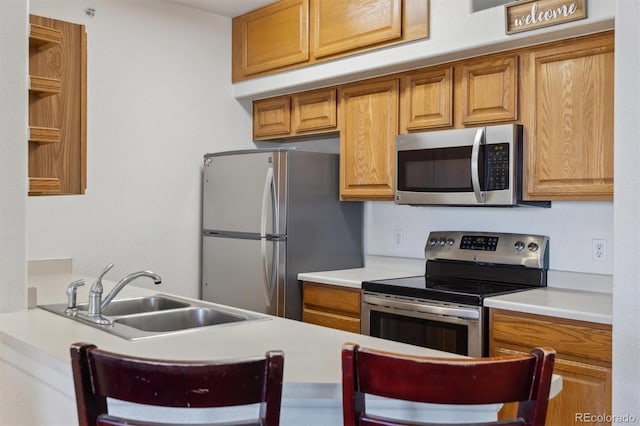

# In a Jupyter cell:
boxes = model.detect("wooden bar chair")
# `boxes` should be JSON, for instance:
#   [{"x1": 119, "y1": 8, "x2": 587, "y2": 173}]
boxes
[
  {"x1": 342, "y1": 343, "x2": 556, "y2": 426},
  {"x1": 70, "y1": 342, "x2": 284, "y2": 426}
]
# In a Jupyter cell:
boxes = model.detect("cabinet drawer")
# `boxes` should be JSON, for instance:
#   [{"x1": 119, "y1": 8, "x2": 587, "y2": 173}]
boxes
[
  {"x1": 490, "y1": 309, "x2": 611, "y2": 364},
  {"x1": 303, "y1": 282, "x2": 361, "y2": 316},
  {"x1": 303, "y1": 308, "x2": 361, "y2": 333}
]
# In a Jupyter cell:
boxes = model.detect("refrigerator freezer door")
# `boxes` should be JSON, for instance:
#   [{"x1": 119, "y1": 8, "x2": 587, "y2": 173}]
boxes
[
  {"x1": 202, "y1": 235, "x2": 278, "y2": 316},
  {"x1": 203, "y1": 151, "x2": 276, "y2": 235}
]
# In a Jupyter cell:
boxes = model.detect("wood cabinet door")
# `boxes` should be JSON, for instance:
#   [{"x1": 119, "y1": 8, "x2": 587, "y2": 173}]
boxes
[
  {"x1": 522, "y1": 32, "x2": 614, "y2": 200},
  {"x1": 232, "y1": 0, "x2": 309, "y2": 79},
  {"x1": 291, "y1": 88, "x2": 338, "y2": 134},
  {"x1": 400, "y1": 66, "x2": 453, "y2": 132},
  {"x1": 339, "y1": 79, "x2": 398, "y2": 201},
  {"x1": 490, "y1": 309, "x2": 612, "y2": 426},
  {"x1": 459, "y1": 54, "x2": 518, "y2": 125},
  {"x1": 310, "y1": 0, "x2": 402, "y2": 59},
  {"x1": 253, "y1": 96, "x2": 291, "y2": 140}
]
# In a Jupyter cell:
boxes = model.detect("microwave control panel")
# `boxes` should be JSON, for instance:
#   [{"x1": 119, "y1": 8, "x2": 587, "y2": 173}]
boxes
[{"x1": 485, "y1": 143, "x2": 510, "y2": 190}]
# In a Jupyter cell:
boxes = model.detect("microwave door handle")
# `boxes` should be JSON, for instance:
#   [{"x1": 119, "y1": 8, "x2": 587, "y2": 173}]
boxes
[{"x1": 471, "y1": 127, "x2": 486, "y2": 204}]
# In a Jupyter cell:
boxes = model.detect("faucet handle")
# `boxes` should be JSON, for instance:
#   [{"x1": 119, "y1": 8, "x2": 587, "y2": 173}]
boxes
[
  {"x1": 98, "y1": 263, "x2": 114, "y2": 280},
  {"x1": 65, "y1": 279, "x2": 85, "y2": 313},
  {"x1": 91, "y1": 263, "x2": 114, "y2": 293}
]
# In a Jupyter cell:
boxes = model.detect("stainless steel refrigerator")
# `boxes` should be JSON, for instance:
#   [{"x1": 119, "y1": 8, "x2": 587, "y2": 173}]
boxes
[{"x1": 201, "y1": 149, "x2": 363, "y2": 320}]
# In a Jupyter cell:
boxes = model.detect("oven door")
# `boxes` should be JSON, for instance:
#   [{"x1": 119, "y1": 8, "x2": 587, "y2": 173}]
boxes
[{"x1": 361, "y1": 292, "x2": 485, "y2": 357}]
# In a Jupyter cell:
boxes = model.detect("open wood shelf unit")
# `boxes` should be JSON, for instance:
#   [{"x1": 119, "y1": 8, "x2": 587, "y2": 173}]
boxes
[{"x1": 28, "y1": 16, "x2": 86, "y2": 196}]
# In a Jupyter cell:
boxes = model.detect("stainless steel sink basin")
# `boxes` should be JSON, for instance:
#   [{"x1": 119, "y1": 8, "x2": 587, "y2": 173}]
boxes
[
  {"x1": 114, "y1": 307, "x2": 247, "y2": 332},
  {"x1": 39, "y1": 294, "x2": 269, "y2": 340},
  {"x1": 75, "y1": 295, "x2": 190, "y2": 316}
]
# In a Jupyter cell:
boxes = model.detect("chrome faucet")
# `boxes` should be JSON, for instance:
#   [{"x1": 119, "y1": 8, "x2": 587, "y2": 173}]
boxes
[{"x1": 87, "y1": 263, "x2": 162, "y2": 324}]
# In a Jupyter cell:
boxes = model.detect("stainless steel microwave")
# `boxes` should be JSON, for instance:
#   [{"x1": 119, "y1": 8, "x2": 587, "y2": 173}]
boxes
[{"x1": 395, "y1": 124, "x2": 548, "y2": 207}]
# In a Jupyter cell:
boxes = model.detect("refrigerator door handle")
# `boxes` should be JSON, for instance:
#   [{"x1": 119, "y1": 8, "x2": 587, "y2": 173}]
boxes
[{"x1": 260, "y1": 167, "x2": 277, "y2": 307}]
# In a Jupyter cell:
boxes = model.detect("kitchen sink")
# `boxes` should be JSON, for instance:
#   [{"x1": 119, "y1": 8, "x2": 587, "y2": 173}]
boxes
[
  {"x1": 39, "y1": 294, "x2": 269, "y2": 340},
  {"x1": 114, "y1": 307, "x2": 246, "y2": 332},
  {"x1": 75, "y1": 295, "x2": 190, "y2": 316}
]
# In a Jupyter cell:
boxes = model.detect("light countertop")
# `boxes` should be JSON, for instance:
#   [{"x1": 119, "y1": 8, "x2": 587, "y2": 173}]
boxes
[
  {"x1": 298, "y1": 267, "x2": 421, "y2": 288},
  {"x1": 1, "y1": 266, "x2": 563, "y2": 425},
  {"x1": 298, "y1": 258, "x2": 612, "y2": 325},
  {"x1": 3, "y1": 272, "x2": 460, "y2": 390},
  {"x1": 483, "y1": 287, "x2": 612, "y2": 325}
]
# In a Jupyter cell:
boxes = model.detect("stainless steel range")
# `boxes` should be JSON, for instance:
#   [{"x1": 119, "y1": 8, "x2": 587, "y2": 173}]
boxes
[{"x1": 361, "y1": 231, "x2": 549, "y2": 357}]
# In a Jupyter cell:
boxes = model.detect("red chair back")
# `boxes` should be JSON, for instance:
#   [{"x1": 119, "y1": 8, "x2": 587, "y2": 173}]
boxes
[
  {"x1": 342, "y1": 343, "x2": 555, "y2": 426},
  {"x1": 71, "y1": 342, "x2": 284, "y2": 426}
]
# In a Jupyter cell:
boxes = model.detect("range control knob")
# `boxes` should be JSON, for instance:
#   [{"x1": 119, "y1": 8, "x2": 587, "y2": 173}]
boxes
[
  {"x1": 446, "y1": 238, "x2": 455, "y2": 246},
  {"x1": 528, "y1": 242, "x2": 539, "y2": 252},
  {"x1": 438, "y1": 238, "x2": 446, "y2": 246},
  {"x1": 428, "y1": 238, "x2": 437, "y2": 247},
  {"x1": 514, "y1": 241, "x2": 525, "y2": 251}
]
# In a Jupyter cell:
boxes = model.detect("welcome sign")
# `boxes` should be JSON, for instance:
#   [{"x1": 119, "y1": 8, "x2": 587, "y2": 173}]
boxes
[{"x1": 505, "y1": 0, "x2": 587, "y2": 35}]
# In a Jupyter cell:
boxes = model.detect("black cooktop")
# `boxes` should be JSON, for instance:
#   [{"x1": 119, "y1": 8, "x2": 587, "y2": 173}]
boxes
[
  {"x1": 363, "y1": 231, "x2": 549, "y2": 306},
  {"x1": 362, "y1": 275, "x2": 537, "y2": 306}
]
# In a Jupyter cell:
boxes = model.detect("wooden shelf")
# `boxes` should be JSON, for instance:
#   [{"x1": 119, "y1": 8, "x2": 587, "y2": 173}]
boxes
[
  {"x1": 29, "y1": 177, "x2": 61, "y2": 195},
  {"x1": 29, "y1": 76, "x2": 61, "y2": 97},
  {"x1": 29, "y1": 23, "x2": 62, "y2": 50},
  {"x1": 29, "y1": 126, "x2": 61, "y2": 144}
]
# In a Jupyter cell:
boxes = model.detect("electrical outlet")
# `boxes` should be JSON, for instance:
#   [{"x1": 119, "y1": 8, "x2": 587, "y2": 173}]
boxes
[
  {"x1": 592, "y1": 239, "x2": 607, "y2": 262},
  {"x1": 392, "y1": 229, "x2": 404, "y2": 248}
]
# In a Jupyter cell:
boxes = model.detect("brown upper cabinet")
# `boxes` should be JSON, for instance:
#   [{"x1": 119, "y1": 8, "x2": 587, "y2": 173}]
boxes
[
  {"x1": 399, "y1": 66, "x2": 453, "y2": 132},
  {"x1": 232, "y1": 0, "x2": 309, "y2": 78},
  {"x1": 253, "y1": 88, "x2": 338, "y2": 140},
  {"x1": 399, "y1": 54, "x2": 518, "y2": 133},
  {"x1": 310, "y1": 0, "x2": 401, "y2": 59},
  {"x1": 232, "y1": 0, "x2": 429, "y2": 82},
  {"x1": 29, "y1": 15, "x2": 86, "y2": 196},
  {"x1": 521, "y1": 32, "x2": 614, "y2": 201},
  {"x1": 459, "y1": 54, "x2": 519, "y2": 125},
  {"x1": 339, "y1": 78, "x2": 398, "y2": 201},
  {"x1": 251, "y1": 31, "x2": 614, "y2": 202}
]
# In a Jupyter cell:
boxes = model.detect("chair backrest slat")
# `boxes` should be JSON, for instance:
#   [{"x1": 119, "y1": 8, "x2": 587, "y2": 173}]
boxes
[
  {"x1": 71, "y1": 342, "x2": 284, "y2": 426},
  {"x1": 342, "y1": 343, "x2": 556, "y2": 426}
]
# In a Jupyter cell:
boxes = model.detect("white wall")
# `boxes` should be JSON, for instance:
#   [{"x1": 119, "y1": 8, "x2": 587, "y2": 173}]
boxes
[
  {"x1": 0, "y1": 0, "x2": 28, "y2": 313},
  {"x1": 613, "y1": 0, "x2": 640, "y2": 420},
  {"x1": 366, "y1": 201, "x2": 614, "y2": 275},
  {"x1": 26, "y1": 0, "x2": 252, "y2": 298}
]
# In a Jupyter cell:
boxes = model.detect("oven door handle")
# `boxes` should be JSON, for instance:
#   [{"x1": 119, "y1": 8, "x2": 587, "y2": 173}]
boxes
[
  {"x1": 363, "y1": 295, "x2": 480, "y2": 320},
  {"x1": 471, "y1": 127, "x2": 485, "y2": 204}
]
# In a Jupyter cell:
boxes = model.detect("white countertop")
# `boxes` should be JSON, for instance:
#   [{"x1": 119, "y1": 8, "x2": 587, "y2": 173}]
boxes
[
  {"x1": 3, "y1": 272, "x2": 459, "y2": 388},
  {"x1": 1, "y1": 267, "x2": 563, "y2": 425},
  {"x1": 298, "y1": 255, "x2": 424, "y2": 288},
  {"x1": 298, "y1": 267, "x2": 421, "y2": 288},
  {"x1": 297, "y1": 258, "x2": 612, "y2": 325},
  {"x1": 484, "y1": 287, "x2": 612, "y2": 325}
]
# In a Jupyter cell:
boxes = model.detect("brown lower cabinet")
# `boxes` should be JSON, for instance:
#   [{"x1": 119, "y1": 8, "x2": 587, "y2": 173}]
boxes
[
  {"x1": 490, "y1": 309, "x2": 612, "y2": 426},
  {"x1": 302, "y1": 281, "x2": 361, "y2": 333}
]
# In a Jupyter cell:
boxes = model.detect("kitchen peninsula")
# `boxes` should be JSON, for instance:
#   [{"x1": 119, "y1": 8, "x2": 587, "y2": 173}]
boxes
[{"x1": 0, "y1": 262, "x2": 564, "y2": 426}]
